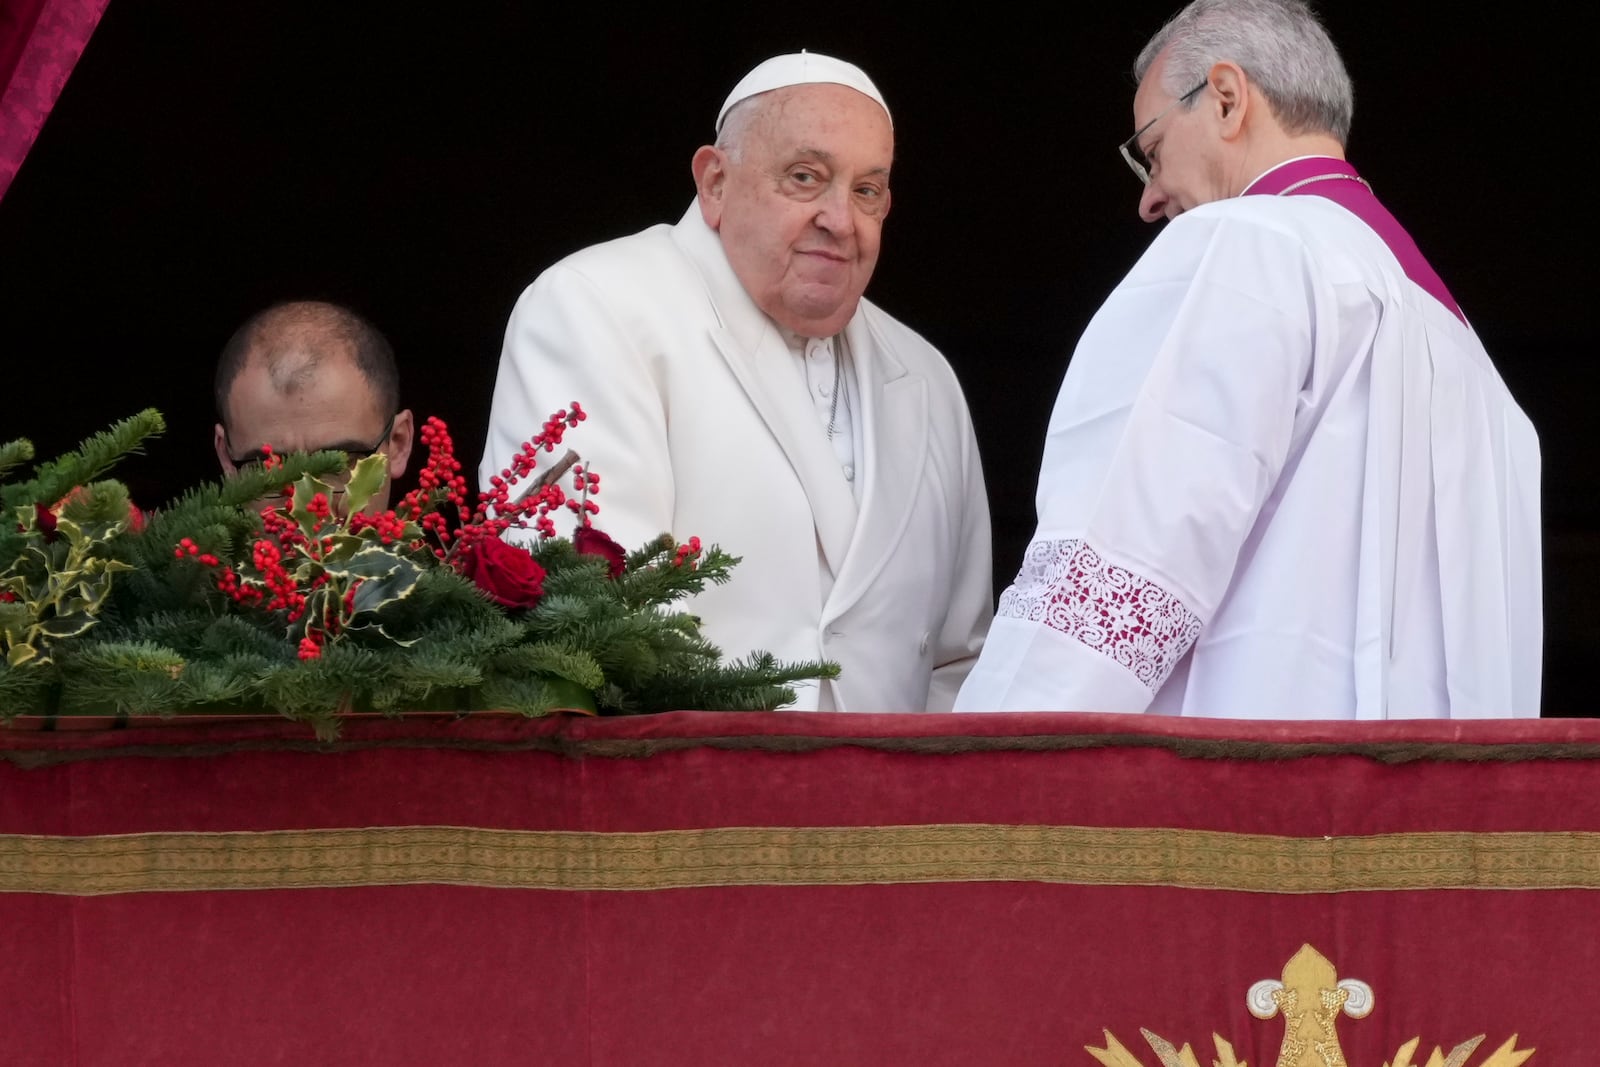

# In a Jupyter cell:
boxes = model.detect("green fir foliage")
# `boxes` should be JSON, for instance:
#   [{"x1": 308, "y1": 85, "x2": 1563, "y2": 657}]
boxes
[
  {"x1": 0, "y1": 409, "x2": 164, "y2": 512},
  {"x1": 0, "y1": 410, "x2": 837, "y2": 733}
]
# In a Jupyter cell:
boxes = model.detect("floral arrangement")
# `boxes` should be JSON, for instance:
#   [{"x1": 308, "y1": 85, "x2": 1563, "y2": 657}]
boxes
[{"x1": 0, "y1": 408, "x2": 835, "y2": 737}]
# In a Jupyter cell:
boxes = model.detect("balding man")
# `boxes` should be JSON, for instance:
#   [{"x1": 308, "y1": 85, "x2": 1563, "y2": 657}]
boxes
[
  {"x1": 479, "y1": 52, "x2": 992, "y2": 712},
  {"x1": 214, "y1": 300, "x2": 414, "y2": 515}
]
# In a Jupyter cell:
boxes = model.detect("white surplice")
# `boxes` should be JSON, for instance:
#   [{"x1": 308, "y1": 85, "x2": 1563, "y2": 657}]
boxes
[{"x1": 956, "y1": 192, "x2": 1541, "y2": 718}]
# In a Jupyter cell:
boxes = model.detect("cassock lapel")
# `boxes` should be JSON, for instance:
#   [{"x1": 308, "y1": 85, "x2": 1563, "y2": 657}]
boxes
[
  {"x1": 670, "y1": 205, "x2": 859, "y2": 575},
  {"x1": 825, "y1": 308, "x2": 928, "y2": 621}
]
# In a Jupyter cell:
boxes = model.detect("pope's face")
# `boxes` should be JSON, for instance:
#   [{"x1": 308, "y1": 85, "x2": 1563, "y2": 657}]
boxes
[
  {"x1": 696, "y1": 83, "x2": 893, "y2": 338},
  {"x1": 1132, "y1": 54, "x2": 1227, "y2": 223}
]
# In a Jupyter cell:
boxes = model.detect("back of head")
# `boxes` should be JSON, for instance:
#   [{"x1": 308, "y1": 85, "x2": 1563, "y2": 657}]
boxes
[
  {"x1": 214, "y1": 300, "x2": 400, "y2": 428},
  {"x1": 1134, "y1": 0, "x2": 1353, "y2": 145}
]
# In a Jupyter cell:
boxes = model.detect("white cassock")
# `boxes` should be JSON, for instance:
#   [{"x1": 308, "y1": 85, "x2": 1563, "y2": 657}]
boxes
[
  {"x1": 480, "y1": 204, "x2": 992, "y2": 712},
  {"x1": 956, "y1": 165, "x2": 1541, "y2": 719}
]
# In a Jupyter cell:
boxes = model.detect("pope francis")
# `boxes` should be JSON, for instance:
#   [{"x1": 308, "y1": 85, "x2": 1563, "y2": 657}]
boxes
[{"x1": 478, "y1": 52, "x2": 993, "y2": 712}]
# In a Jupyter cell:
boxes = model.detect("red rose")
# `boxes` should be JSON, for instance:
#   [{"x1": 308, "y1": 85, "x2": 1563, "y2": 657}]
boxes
[
  {"x1": 33, "y1": 503, "x2": 58, "y2": 541},
  {"x1": 573, "y1": 526, "x2": 626, "y2": 578},
  {"x1": 456, "y1": 535, "x2": 547, "y2": 610}
]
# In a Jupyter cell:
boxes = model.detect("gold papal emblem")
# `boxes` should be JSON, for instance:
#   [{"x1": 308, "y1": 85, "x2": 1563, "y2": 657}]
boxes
[{"x1": 1086, "y1": 944, "x2": 1533, "y2": 1067}]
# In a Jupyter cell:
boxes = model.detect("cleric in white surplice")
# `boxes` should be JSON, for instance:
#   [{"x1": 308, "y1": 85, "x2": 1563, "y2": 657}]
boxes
[{"x1": 956, "y1": 0, "x2": 1541, "y2": 719}]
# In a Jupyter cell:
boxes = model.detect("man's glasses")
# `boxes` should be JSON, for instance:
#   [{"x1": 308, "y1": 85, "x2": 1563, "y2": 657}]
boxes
[
  {"x1": 1118, "y1": 79, "x2": 1208, "y2": 185},
  {"x1": 225, "y1": 412, "x2": 397, "y2": 470}
]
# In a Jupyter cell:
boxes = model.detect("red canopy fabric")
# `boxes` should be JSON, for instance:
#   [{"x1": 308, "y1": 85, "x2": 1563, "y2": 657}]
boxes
[
  {"x1": 3, "y1": 710, "x2": 1598, "y2": 1066},
  {"x1": 0, "y1": 0, "x2": 109, "y2": 203}
]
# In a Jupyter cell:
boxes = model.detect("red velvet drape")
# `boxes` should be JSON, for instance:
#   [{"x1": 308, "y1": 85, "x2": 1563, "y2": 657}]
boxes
[
  {"x1": 4, "y1": 711, "x2": 1599, "y2": 1066},
  {"x1": 0, "y1": 0, "x2": 109, "y2": 203}
]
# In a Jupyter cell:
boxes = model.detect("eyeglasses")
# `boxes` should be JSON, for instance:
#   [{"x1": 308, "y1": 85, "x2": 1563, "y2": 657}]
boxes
[
  {"x1": 225, "y1": 412, "x2": 397, "y2": 470},
  {"x1": 1118, "y1": 79, "x2": 1208, "y2": 185}
]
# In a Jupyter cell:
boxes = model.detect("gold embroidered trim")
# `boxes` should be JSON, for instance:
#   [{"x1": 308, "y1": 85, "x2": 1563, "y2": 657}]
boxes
[{"x1": 4, "y1": 825, "x2": 1598, "y2": 897}]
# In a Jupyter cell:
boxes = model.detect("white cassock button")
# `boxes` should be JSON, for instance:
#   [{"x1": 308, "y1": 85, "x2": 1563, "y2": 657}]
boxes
[{"x1": 842, "y1": 464, "x2": 855, "y2": 482}]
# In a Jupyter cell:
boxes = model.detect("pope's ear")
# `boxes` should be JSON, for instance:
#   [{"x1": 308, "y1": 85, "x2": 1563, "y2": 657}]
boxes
[{"x1": 691, "y1": 145, "x2": 727, "y2": 229}]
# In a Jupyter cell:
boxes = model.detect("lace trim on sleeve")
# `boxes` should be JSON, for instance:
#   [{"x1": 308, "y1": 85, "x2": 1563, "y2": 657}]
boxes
[{"x1": 996, "y1": 538, "x2": 1203, "y2": 692}]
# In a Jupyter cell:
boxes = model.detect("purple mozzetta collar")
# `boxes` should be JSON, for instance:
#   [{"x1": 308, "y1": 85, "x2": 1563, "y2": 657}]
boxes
[{"x1": 1244, "y1": 157, "x2": 1466, "y2": 324}]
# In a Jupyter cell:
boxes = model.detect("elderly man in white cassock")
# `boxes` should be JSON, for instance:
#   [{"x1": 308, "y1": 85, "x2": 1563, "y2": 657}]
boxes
[
  {"x1": 479, "y1": 52, "x2": 992, "y2": 712},
  {"x1": 956, "y1": 0, "x2": 1541, "y2": 719}
]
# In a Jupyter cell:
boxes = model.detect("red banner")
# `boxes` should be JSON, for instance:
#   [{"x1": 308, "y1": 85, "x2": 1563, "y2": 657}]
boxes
[
  {"x1": 3, "y1": 711, "x2": 1597, "y2": 1066},
  {"x1": 0, "y1": 0, "x2": 109, "y2": 202}
]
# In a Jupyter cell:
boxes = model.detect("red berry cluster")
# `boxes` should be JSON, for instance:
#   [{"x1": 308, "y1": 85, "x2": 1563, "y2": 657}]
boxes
[
  {"x1": 456, "y1": 402, "x2": 595, "y2": 552},
  {"x1": 174, "y1": 405, "x2": 602, "y2": 660},
  {"x1": 673, "y1": 536, "x2": 703, "y2": 568},
  {"x1": 174, "y1": 537, "x2": 221, "y2": 568},
  {"x1": 258, "y1": 494, "x2": 313, "y2": 553},
  {"x1": 348, "y1": 509, "x2": 409, "y2": 545},
  {"x1": 407, "y1": 415, "x2": 470, "y2": 542},
  {"x1": 567, "y1": 464, "x2": 602, "y2": 526},
  {"x1": 180, "y1": 536, "x2": 263, "y2": 608}
]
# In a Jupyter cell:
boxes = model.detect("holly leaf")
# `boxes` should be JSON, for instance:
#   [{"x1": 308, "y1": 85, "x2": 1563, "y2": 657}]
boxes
[
  {"x1": 337, "y1": 453, "x2": 390, "y2": 521},
  {"x1": 38, "y1": 613, "x2": 98, "y2": 640}
]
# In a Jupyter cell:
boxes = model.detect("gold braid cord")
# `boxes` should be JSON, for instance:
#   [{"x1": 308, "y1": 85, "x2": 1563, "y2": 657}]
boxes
[
  {"x1": 3, "y1": 825, "x2": 1597, "y2": 896},
  {"x1": 1085, "y1": 945, "x2": 1534, "y2": 1067}
]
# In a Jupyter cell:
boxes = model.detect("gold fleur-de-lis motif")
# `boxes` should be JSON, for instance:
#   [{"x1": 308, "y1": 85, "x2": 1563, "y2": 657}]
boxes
[
  {"x1": 1249, "y1": 944, "x2": 1370, "y2": 1067},
  {"x1": 1085, "y1": 944, "x2": 1534, "y2": 1067}
]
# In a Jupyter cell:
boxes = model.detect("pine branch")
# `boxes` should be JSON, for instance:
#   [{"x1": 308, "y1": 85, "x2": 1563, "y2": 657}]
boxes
[
  {"x1": 0, "y1": 660, "x2": 58, "y2": 718},
  {"x1": 604, "y1": 538, "x2": 741, "y2": 611},
  {"x1": 0, "y1": 409, "x2": 164, "y2": 510},
  {"x1": 621, "y1": 652, "x2": 840, "y2": 713},
  {"x1": 0, "y1": 438, "x2": 35, "y2": 482},
  {"x1": 477, "y1": 673, "x2": 588, "y2": 716},
  {"x1": 490, "y1": 641, "x2": 606, "y2": 691},
  {"x1": 55, "y1": 641, "x2": 190, "y2": 716}
]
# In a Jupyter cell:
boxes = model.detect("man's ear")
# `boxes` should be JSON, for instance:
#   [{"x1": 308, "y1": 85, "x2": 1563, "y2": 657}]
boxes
[
  {"x1": 1208, "y1": 61, "x2": 1250, "y2": 139},
  {"x1": 385, "y1": 408, "x2": 415, "y2": 481},
  {"x1": 214, "y1": 423, "x2": 238, "y2": 475},
  {"x1": 691, "y1": 145, "x2": 728, "y2": 229}
]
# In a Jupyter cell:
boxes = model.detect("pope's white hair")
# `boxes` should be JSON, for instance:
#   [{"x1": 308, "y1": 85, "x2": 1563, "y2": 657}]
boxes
[
  {"x1": 715, "y1": 95, "x2": 764, "y2": 163},
  {"x1": 1134, "y1": 0, "x2": 1353, "y2": 145}
]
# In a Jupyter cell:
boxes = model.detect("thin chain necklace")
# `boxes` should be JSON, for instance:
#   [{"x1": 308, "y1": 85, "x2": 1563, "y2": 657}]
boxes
[
  {"x1": 826, "y1": 353, "x2": 843, "y2": 440},
  {"x1": 1277, "y1": 172, "x2": 1372, "y2": 196}
]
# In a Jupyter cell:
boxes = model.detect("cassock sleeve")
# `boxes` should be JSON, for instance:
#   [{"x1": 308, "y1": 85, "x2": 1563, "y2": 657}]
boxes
[
  {"x1": 955, "y1": 210, "x2": 1318, "y2": 712},
  {"x1": 479, "y1": 262, "x2": 676, "y2": 554}
]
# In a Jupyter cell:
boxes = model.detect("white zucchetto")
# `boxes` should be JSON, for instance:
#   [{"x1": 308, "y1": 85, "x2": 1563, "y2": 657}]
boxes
[{"x1": 715, "y1": 50, "x2": 891, "y2": 134}]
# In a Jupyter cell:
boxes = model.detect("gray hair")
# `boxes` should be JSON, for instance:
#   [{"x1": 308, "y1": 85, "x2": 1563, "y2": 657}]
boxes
[
  {"x1": 715, "y1": 95, "x2": 763, "y2": 163},
  {"x1": 1134, "y1": 0, "x2": 1353, "y2": 145},
  {"x1": 714, "y1": 86, "x2": 895, "y2": 166}
]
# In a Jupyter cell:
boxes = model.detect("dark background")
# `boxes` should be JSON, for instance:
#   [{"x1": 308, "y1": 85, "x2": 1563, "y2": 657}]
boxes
[{"x1": 1, "y1": 3, "x2": 1589, "y2": 713}]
